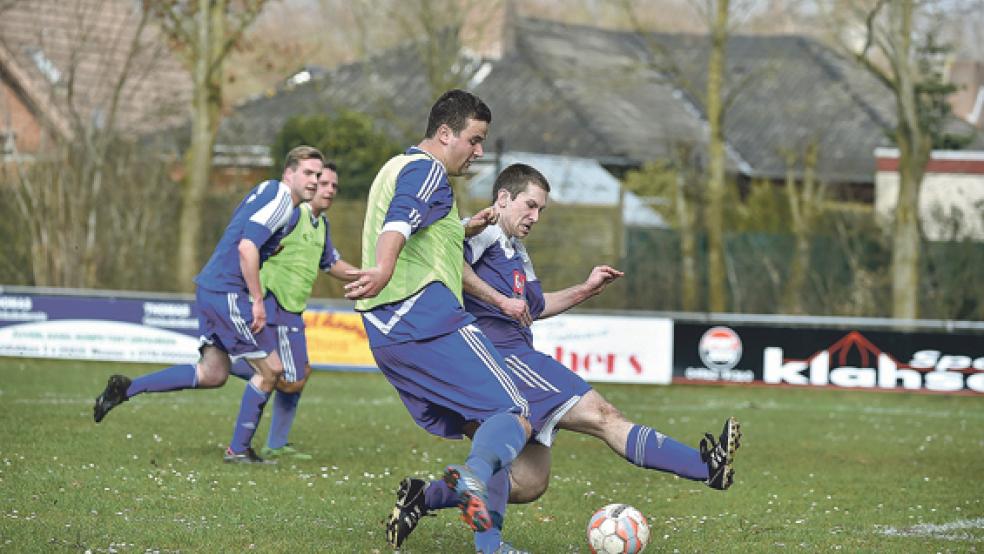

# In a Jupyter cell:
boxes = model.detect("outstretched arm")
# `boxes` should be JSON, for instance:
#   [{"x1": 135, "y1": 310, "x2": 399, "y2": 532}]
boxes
[
  {"x1": 343, "y1": 231, "x2": 406, "y2": 299},
  {"x1": 462, "y1": 262, "x2": 532, "y2": 326},
  {"x1": 540, "y1": 265, "x2": 624, "y2": 319}
]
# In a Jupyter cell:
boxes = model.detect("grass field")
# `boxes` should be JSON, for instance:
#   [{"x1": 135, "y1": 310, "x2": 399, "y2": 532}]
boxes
[{"x1": 1, "y1": 357, "x2": 982, "y2": 553}]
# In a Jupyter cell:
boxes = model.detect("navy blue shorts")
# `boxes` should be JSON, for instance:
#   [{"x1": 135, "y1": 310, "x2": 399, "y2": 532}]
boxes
[
  {"x1": 262, "y1": 293, "x2": 308, "y2": 383},
  {"x1": 497, "y1": 344, "x2": 593, "y2": 446},
  {"x1": 195, "y1": 288, "x2": 277, "y2": 361},
  {"x1": 370, "y1": 323, "x2": 530, "y2": 439}
]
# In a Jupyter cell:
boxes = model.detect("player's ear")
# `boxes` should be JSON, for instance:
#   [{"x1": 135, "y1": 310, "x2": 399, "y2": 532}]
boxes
[
  {"x1": 438, "y1": 123, "x2": 455, "y2": 144},
  {"x1": 496, "y1": 188, "x2": 510, "y2": 208}
]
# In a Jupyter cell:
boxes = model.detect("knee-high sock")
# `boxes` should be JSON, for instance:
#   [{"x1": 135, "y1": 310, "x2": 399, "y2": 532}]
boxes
[
  {"x1": 229, "y1": 382, "x2": 270, "y2": 453},
  {"x1": 474, "y1": 468, "x2": 510, "y2": 553},
  {"x1": 466, "y1": 413, "x2": 527, "y2": 484},
  {"x1": 424, "y1": 479, "x2": 459, "y2": 511},
  {"x1": 625, "y1": 424, "x2": 708, "y2": 481},
  {"x1": 228, "y1": 360, "x2": 254, "y2": 382},
  {"x1": 266, "y1": 390, "x2": 300, "y2": 450},
  {"x1": 126, "y1": 364, "x2": 197, "y2": 398}
]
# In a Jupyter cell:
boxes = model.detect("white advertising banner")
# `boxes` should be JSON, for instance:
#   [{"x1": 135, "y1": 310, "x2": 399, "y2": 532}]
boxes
[
  {"x1": 531, "y1": 314, "x2": 673, "y2": 384},
  {"x1": 0, "y1": 319, "x2": 199, "y2": 365}
]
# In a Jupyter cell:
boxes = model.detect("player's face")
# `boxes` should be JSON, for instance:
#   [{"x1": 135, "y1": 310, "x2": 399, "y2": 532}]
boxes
[
  {"x1": 444, "y1": 118, "x2": 487, "y2": 176},
  {"x1": 497, "y1": 183, "x2": 548, "y2": 239},
  {"x1": 311, "y1": 168, "x2": 338, "y2": 213},
  {"x1": 284, "y1": 158, "x2": 322, "y2": 204}
]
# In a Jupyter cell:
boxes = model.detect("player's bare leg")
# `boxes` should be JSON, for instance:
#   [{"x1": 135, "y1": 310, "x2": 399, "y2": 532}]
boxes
[{"x1": 558, "y1": 390, "x2": 740, "y2": 489}]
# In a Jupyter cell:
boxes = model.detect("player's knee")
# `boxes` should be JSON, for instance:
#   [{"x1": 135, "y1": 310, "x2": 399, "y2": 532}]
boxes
[
  {"x1": 509, "y1": 473, "x2": 549, "y2": 504},
  {"x1": 196, "y1": 362, "x2": 228, "y2": 387},
  {"x1": 276, "y1": 376, "x2": 305, "y2": 394},
  {"x1": 517, "y1": 415, "x2": 533, "y2": 438}
]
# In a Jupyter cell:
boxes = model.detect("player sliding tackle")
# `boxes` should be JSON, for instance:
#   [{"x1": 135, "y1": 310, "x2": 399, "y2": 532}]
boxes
[
  {"x1": 387, "y1": 163, "x2": 742, "y2": 553},
  {"x1": 344, "y1": 90, "x2": 533, "y2": 553}
]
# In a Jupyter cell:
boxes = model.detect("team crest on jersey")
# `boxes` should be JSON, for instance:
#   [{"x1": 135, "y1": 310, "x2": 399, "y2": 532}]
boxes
[{"x1": 512, "y1": 270, "x2": 526, "y2": 296}]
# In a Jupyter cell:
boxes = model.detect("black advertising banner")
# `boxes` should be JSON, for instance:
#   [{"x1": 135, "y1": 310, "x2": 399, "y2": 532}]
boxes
[{"x1": 673, "y1": 323, "x2": 984, "y2": 394}]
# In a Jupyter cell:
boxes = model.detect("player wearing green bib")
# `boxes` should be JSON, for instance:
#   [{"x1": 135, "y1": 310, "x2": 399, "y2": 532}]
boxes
[{"x1": 230, "y1": 163, "x2": 357, "y2": 460}]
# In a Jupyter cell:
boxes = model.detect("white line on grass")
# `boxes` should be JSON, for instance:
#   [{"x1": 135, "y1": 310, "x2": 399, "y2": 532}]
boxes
[{"x1": 877, "y1": 518, "x2": 984, "y2": 542}]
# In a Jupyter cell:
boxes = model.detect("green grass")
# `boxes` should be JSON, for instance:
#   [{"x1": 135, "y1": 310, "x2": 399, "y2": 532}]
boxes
[{"x1": 1, "y1": 357, "x2": 982, "y2": 553}]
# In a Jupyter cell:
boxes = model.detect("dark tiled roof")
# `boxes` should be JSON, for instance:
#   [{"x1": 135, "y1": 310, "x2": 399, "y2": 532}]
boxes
[
  {"x1": 0, "y1": 0, "x2": 191, "y2": 137},
  {"x1": 218, "y1": 16, "x2": 976, "y2": 184}
]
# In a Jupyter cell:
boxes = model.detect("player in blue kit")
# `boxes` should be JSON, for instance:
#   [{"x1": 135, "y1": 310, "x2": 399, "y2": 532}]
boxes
[
  {"x1": 343, "y1": 90, "x2": 533, "y2": 552},
  {"x1": 93, "y1": 146, "x2": 325, "y2": 464},
  {"x1": 386, "y1": 164, "x2": 742, "y2": 551},
  {"x1": 228, "y1": 163, "x2": 358, "y2": 460}
]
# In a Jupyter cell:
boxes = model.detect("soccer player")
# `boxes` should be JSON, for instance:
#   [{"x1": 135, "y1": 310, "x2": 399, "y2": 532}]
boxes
[
  {"x1": 343, "y1": 89, "x2": 533, "y2": 549},
  {"x1": 386, "y1": 163, "x2": 742, "y2": 551},
  {"x1": 93, "y1": 146, "x2": 325, "y2": 464},
  {"x1": 228, "y1": 162, "x2": 358, "y2": 460}
]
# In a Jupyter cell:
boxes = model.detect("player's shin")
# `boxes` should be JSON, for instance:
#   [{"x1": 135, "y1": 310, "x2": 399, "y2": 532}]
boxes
[
  {"x1": 127, "y1": 364, "x2": 198, "y2": 396},
  {"x1": 229, "y1": 381, "x2": 271, "y2": 453},
  {"x1": 624, "y1": 424, "x2": 709, "y2": 481},
  {"x1": 466, "y1": 413, "x2": 528, "y2": 483}
]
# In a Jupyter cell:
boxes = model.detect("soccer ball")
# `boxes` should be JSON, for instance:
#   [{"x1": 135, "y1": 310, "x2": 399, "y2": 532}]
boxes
[{"x1": 586, "y1": 503, "x2": 650, "y2": 554}]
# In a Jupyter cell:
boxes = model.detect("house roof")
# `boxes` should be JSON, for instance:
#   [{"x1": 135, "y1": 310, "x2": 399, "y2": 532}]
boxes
[
  {"x1": 0, "y1": 0, "x2": 191, "y2": 139},
  {"x1": 468, "y1": 151, "x2": 667, "y2": 228},
  {"x1": 216, "y1": 16, "x2": 978, "y2": 185}
]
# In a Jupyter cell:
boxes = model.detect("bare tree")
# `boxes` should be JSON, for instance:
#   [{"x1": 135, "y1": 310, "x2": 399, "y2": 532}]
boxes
[
  {"x1": 148, "y1": 0, "x2": 267, "y2": 291},
  {"x1": 779, "y1": 140, "x2": 824, "y2": 314},
  {"x1": 2, "y1": 0, "x2": 184, "y2": 288},
  {"x1": 823, "y1": 0, "x2": 963, "y2": 319}
]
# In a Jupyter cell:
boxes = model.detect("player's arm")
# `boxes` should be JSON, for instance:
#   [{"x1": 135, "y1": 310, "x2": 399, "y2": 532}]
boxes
[
  {"x1": 238, "y1": 238, "x2": 266, "y2": 333},
  {"x1": 539, "y1": 265, "x2": 624, "y2": 319},
  {"x1": 346, "y1": 160, "x2": 450, "y2": 300},
  {"x1": 328, "y1": 258, "x2": 359, "y2": 282},
  {"x1": 462, "y1": 262, "x2": 532, "y2": 326}
]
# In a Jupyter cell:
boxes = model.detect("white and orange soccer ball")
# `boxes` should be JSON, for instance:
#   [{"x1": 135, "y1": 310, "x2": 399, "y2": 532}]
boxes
[{"x1": 586, "y1": 503, "x2": 651, "y2": 554}]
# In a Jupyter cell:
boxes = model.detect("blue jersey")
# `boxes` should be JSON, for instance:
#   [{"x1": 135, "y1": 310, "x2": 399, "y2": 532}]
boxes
[
  {"x1": 463, "y1": 224, "x2": 545, "y2": 349},
  {"x1": 363, "y1": 146, "x2": 474, "y2": 347},
  {"x1": 194, "y1": 180, "x2": 296, "y2": 294}
]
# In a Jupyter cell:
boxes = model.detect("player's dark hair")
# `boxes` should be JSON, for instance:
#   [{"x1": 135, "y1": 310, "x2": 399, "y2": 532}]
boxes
[
  {"x1": 284, "y1": 145, "x2": 324, "y2": 171},
  {"x1": 324, "y1": 161, "x2": 338, "y2": 173},
  {"x1": 492, "y1": 163, "x2": 550, "y2": 201},
  {"x1": 424, "y1": 89, "x2": 492, "y2": 138}
]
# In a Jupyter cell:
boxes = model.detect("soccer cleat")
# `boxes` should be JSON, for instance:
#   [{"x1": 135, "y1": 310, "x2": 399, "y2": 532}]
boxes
[
  {"x1": 93, "y1": 374, "x2": 131, "y2": 423},
  {"x1": 701, "y1": 416, "x2": 741, "y2": 490},
  {"x1": 260, "y1": 444, "x2": 312, "y2": 460},
  {"x1": 385, "y1": 477, "x2": 432, "y2": 548},
  {"x1": 443, "y1": 464, "x2": 493, "y2": 532},
  {"x1": 223, "y1": 447, "x2": 275, "y2": 464}
]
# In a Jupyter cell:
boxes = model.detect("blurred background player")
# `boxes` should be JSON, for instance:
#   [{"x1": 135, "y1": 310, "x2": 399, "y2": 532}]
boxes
[
  {"x1": 228, "y1": 162, "x2": 357, "y2": 460},
  {"x1": 343, "y1": 89, "x2": 533, "y2": 545},
  {"x1": 93, "y1": 146, "x2": 325, "y2": 464},
  {"x1": 387, "y1": 163, "x2": 741, "y2": 552}
]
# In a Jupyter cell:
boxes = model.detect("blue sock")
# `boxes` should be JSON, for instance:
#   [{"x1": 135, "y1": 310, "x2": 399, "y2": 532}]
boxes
[
  {"x1": 266, "y1": 390, "x2": 300, "y2": 450},
  {"x1": 424, "y1": 479, "x2": 459, "y2": 511},
  {"x1": 474, "y1": 526, "x2": 502, "y2": 554},
  {"x1": 625, "y1": 425, "x2": 708, "y2": 481},
  {"x1": 126, "y1": 364, "x2": 197, "y2": 398},
  {"x1": 228, "y1": 360, "x2": 253, "y2": 382},
  {"x1": 229, "y1": 382, "x2": 270, "y2": 453},
  {"x1": 466, "y1": 413, "x2": 527, "y2": 484},
  {"x1": 474, "y1": 469, "x2": 510, "y2": 553}
]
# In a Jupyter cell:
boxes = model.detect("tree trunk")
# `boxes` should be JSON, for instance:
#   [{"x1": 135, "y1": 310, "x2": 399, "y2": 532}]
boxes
[
  {"x1": 176, "y1": 0, "x2": 225, "y2": 291},
  {"x1": 889, "y1": 0, "x2": 928, "y2": 320},
  {"x1": 704, "y1": 0, "x2": 729, "y2": 312},
  {"x1": 781, "y1": 143, "x2": 819, "y2": 314},
  {"x1": 676, "y1": 172, "x2": 699, "y2": 311}
]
